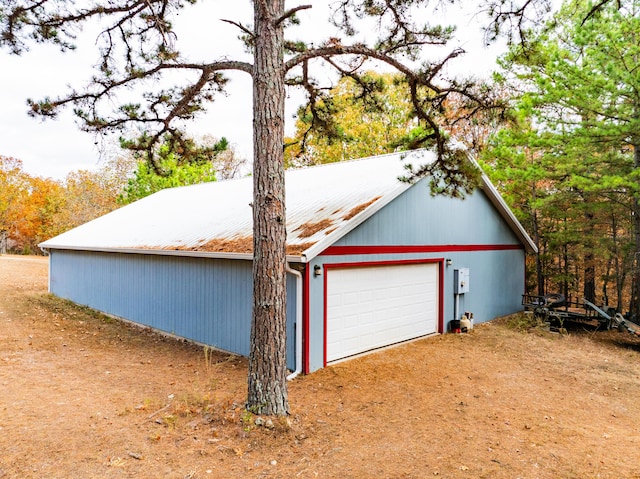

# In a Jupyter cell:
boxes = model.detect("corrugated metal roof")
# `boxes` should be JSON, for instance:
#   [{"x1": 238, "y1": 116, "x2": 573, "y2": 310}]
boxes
[
  {"x1": 39, "y1": 150, "x2": 418, "y2": 258},
  {"x1": 40, "y1": 149, "x2": 537, "y2": 260}
]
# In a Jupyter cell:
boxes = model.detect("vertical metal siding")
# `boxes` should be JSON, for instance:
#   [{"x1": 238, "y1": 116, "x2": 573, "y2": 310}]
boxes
[
  {"x1": 49, "y1": 250, "x2": 297, "y2": 370},
  {"x1": 334, "y1": 179, "x2": 520, "y2": 247}
]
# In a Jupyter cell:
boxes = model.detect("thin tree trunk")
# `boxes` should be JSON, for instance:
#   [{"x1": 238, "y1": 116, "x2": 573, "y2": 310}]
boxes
[
  {"x1": 630, "y1": 144, "x2": 640, "y2": 320},
  {"x1": 583, "y1": 211, "x2": 596, "y2": 303},
  {"x1": 602, "y1": 257, "x2": 610, "y2": 306},
  {"x1": 562, "y1": 241, "x2": 569, "y2": 300},
  {"x1": 609, "y1": 212, "x2": 622, "y2": 311},
  {"x1": 584, "y1": 259, "x2": 596, "y2": 302},
  {"x1": 0, "y1": 230, "x2": 7, "y2": 255},
  {"x1": 247, "y1": 0, "x2": 289, "y2": 416},
  {"x1": 531, "y1": 210, "x2": 544, "y2": 296}
]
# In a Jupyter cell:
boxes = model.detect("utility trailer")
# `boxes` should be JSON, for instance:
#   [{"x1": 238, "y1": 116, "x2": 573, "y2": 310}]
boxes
[{"x1": 522, "y1": 293, "x2": 640, "y2": 335}]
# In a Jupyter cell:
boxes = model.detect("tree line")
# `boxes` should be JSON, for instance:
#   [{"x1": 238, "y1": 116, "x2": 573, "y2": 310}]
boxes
[
  {"x1": 0, "y1": 137, "x2": 243, "y2": 255},
  {"x1": 0, "y1": 155, "x2": 119, "y2": 255},
  {"x1": 481, "y1": 0, "x2": 640, "y2": 316}
]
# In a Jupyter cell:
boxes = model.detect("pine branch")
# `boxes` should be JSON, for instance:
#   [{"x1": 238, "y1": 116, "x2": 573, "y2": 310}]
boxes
[
  {"x1": 221, "y1": 19, "x2": 255, "y2": 38},
  {"x1": 275, "y1": 5, "x2": 312, "y2": 26}
]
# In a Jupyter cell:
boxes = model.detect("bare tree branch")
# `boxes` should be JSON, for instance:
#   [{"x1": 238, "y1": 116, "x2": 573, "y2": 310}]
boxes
[
  {"x1": 581, "y1": 0, "x2": 616, "y2": 25},
  {"x1": 275, "y1": 4, "x2": 312, "y2": 25},
  {"x1": 221, "y1": 18, "x2": 255, "y2": 38}
]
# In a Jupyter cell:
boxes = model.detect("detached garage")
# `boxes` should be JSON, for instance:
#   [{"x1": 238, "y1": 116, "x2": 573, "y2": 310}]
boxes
[{"x1": 40, "y1": 149, "x2": 536, "y2": 374}]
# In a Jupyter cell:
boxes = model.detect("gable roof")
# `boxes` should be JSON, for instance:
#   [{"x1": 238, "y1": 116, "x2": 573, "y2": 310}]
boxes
[{"x1": 40, "y1": 149, "x2": 537, "y2": 261}]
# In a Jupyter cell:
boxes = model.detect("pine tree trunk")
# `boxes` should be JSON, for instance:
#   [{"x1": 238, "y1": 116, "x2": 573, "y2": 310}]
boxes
[
  {"x1": 246, "y1": 0, "x2": 289, "y2": 416},
  {"x1": 583, "y1": 211, "x2": 596, "y2": 303},
  {"x1": 531, "y1": 210, "x2": 544, "y2": 296},
  {"x1": 584, "y1": 259, "x2": 596, "y2": 303},
  {"x1": 629, "y1": 144, "x2": 640, "y2": 321},
  {"x1": 602, "y1": 257, "x2": 611, "y2": 306},
  {"x1": 612, "y1": 213, "x2": 625, "y2": 312},
  {"x1": 562, "y1": 240, "x2": 569, "y2": 299}
]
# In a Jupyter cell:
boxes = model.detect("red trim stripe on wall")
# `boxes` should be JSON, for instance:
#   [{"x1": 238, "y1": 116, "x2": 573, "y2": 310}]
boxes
[{"x1": 321, "y1": 244, "x2": 523, "y2": 256}]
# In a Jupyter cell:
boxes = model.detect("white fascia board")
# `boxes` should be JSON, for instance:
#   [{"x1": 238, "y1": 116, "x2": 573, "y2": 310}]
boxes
[
  {"x1": 40, "y1": 244, "x2": 306, "y2": 263},
  {"x1": 479, "y1": 174, "x2": 538, "y2": 254},
  {"x1": 464, "y1": 153, "x2": 538, "y2": 254}
]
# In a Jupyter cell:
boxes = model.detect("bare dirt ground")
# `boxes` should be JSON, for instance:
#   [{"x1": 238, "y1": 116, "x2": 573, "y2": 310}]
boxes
[{"x1": 1, "y1": 255, "x2": 640, "y2": 479}]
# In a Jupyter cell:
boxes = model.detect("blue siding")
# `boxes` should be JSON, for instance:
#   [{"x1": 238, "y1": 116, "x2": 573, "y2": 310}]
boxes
[
  {"x1": 49, "y1": 250, "x2": 297, "y2": 370},
  {"x1": 335, "y1": 179, "x2": 520, "y2": 247},
  {"x1": 305, "y1": 178, "x2": 527, "y2": 372}
]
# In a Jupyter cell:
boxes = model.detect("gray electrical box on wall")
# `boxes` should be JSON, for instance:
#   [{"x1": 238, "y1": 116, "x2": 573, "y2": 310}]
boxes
[{"x1": 454, "y1": 268, "x2": 470, "y2": 294}]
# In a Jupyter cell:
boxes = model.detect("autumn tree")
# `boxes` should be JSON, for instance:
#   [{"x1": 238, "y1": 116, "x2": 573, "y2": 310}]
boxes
[
  {"x1": 285, "y1": 71, "x2": 418, "y2": 166},
  {"x1": 0, "y1": 156, "x2": 29, "y2": 254},
  {"x1": 52, "y1": 157, "x2": 133, "y2": 234},
  {"x1": 0, "y1": 156, "x2": 124, "y2": 254},
  {"x1": 0, "y1": 157, "x2": 68, "y2": 254},
  {"x1": 16, "y1": 175, "x2": 65, "y2": 254},
  {"x1": 1, "y1": 0, "x2": 546, "y2": 414}
]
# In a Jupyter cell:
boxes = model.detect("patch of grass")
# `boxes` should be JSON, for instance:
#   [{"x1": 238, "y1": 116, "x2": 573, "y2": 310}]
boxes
[
  {"x1": 162, "y1": 414, "x2": 178, "y2": 429},
  {"x1": 240, "y1": 409, "x2": 254, "y2": 432},
  {"x1": 204, "y1": 345, "x2": 217, "y2": 372},
  {"x1": 30, "y1": 294, "x2": 112, "y2": 324},
  {"x1": 503, "y1": 312, "x2": 547, "y2": 333}
]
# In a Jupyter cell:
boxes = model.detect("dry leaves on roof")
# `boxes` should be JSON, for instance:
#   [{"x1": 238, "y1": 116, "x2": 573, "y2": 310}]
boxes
[
  {"x1": 294, "y1": 219, "x2": 335, "y2": 239},
  {"x1": 192, "y1": 236, "x2": 254, "y2": 254},
  {"x1": 286, "y1": 242, "x2": 315, "y2": 256},
  {"x1": 343, "y1": 196, "x2": 382, "y2": 221},
  {"x1": 168, "y1": 236, "x2": 313, "y2": 256}
]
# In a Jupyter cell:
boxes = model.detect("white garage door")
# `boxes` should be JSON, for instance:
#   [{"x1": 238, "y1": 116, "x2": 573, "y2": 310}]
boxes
[{"x1": 326, "y1": 262, "x2": 438, "y2": 362}]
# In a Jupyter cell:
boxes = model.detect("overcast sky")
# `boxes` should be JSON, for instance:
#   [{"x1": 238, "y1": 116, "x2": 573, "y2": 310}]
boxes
[{"x1": 0, "y1": 3, "x2": 503, "y2": 180}]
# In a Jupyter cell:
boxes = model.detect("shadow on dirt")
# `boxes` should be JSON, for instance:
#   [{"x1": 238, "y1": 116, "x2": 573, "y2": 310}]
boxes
[{"x1": 558, "y1": 319, "x2": 640, "y2": 353}]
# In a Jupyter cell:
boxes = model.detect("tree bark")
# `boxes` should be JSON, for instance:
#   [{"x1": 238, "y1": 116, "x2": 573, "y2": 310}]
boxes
[
  {"x1": 584, "y1": 259, "x2": 596, "y2": 303},
  {"x1": 247, "y1": 0, "x2": 289, "y2": 416},
  {"x1": 0, "y1": 230, "x2": 7, "y2": 255},
  {"x1": 583, "y1": 210, "x2": 596, "y2": 303},
  {"x1": 629, "y1": 143, "x2": 640, "y2": 320},
  {"x1": 562, "y1": 239, "x2": 569, "y2": 300},
  {"x1": 611, "y1": 213, "x2": 626, "y2": 312},
  {"x1": 531, "y1": 210, "x2": 544, "y2": 296}
]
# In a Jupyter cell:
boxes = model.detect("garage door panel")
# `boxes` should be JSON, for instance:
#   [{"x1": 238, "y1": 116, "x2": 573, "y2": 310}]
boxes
[{"x1": 326, "y1": 263, "x2": 438, "y2": 362}]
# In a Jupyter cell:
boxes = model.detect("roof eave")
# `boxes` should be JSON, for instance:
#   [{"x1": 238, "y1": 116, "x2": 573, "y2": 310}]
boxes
[
  {"x1": 478, "y1": 174, "x2": 538, "y2": 254},
  {"x1": 39, "y1": 244, "x2": 307, "y2": 263},
  {"x1": 460, "y1": 152, "x2": 537, "y2": 254}
]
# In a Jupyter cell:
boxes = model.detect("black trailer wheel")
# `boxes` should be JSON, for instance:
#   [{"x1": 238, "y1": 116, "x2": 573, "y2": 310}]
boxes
[{"x1": 543, "y1": 293, "x2": 566, "y2": 308}]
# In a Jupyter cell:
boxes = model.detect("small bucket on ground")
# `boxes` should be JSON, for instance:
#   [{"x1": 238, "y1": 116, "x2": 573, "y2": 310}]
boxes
[{"x1": 450, "y1": 319, "x2": 461, "y2": 333}]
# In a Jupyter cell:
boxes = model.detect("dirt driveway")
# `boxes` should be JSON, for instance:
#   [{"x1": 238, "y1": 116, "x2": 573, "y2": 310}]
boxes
[{"x1": 1, "y1": 255, "x2": 640, "y2": 478}]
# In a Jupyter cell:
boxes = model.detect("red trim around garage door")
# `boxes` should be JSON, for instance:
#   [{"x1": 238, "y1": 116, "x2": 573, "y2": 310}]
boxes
[{"x1": 322, "y1": 258, "x2": 444, "y2": 367}]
